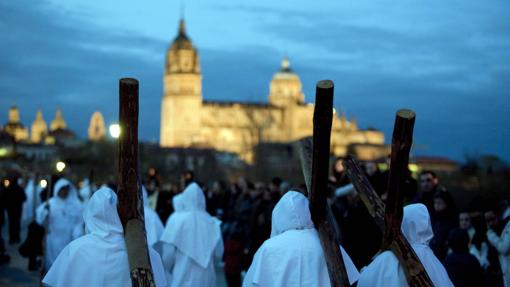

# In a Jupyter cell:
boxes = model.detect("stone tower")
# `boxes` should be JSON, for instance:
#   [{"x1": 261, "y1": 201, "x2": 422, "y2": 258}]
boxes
[
  {"x1": 50, "y1": 107, "x2": 67, "y2": 131},
  {"x1": 160, "y1": 19, "x2": 202, "y2": 147},
  {"x1": 4, "y1": 105, "x2": 29, "y2": 142},
  {"x1": 31, "y1": 109, "x2": 48, "y2": 143},
  {"x1": 88, "y1": 111, "x2": 106, "y2": 141},
  {"x1": 268, "y1": 57, "x2": 306, "y2": 140}
]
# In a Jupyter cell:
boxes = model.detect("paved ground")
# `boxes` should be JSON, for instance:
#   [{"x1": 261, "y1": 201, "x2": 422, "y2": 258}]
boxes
[
  {"x1": 0, "y1": 231, "x2": 39, "y2": 287},
  {"x1": 0, "y1": 226, "x2": 228, "y2": 286}
]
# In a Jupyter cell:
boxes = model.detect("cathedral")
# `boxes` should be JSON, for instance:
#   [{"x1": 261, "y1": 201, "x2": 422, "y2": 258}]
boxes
[{"x1": 160, "y1": 19, "x2": 386, "y2": 163}]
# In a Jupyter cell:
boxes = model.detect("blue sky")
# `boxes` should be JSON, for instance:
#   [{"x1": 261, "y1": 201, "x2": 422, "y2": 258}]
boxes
[{"x1": 1, "y1": 0, "x2": 509, "y2": 162}]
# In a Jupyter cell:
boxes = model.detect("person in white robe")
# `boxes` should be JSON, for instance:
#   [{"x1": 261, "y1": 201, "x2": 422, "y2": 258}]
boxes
[
  {"x1": 159, "y1": 182, "x2": 223, "y2": 287},
  {"x1": 357, "y1": 203, "x2": 454, "y2": 287},
  {"x1": 142, "y1": 186, "x2": 164, "y2": 248},
  {"x1": 42, "y1": 186, "x2": 167, "y2": 287},
  {"x1": 78, "y1": 178, "x2": 94, "y2": 206},
  {"x1": 36, "y1": 178, "x2": 84, "y2": 269},
  {"x1": 243, "y1": 190, "x2": 360, "y2": 287}
]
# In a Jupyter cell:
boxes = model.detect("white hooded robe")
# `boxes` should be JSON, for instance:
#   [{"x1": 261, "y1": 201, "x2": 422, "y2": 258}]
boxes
[
  {"x1": 243, "y1": 191, "x2": 360, "y2": 287},
  {"x1": 142, "y1": 186, "x2": 164, "y2": 248},
  {"x1": 42, "y1": 186, "x2": 167, "y2": 287},
  {"x1": 159, "y1": 182, "x2": 223, "y2": 287},
  {"x1": 36, "y1": 178, "x2": 84, "y2": 269},
  {"x1": 357, "y1": 203, "x2": 454, "y2": 287}
]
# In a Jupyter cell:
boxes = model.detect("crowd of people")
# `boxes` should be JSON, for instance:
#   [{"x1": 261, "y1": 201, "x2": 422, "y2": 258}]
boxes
[{"x1": 0, "y1": 157, "x2": 508, "y2": 286}]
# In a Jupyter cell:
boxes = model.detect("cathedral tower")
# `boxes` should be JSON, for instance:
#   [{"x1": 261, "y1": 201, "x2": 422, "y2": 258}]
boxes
[
  {"x1": 160, "y1": 19, "x2": 202, "y2": 147},
  {"x1": 88, "y1": 111, "x2": 106, "y2": 141},
  {"x1": 50, "y1": 107, "x2": 67, "y2": 131},
  {"x1": 4, "y1": 105, "x2": 29, "y2": 142},
  {"x1": 31, "y1": 109, "x2": 48, "y2": 143}
]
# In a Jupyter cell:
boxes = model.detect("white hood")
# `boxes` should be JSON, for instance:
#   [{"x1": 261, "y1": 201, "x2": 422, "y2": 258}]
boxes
[
  {"x1": 83, "y1": 186, "x2": 123, "y2": 240},
  {"x1": 172, "y1": 193, "x2": 185, "y2": 212},
  {"x1": 43, "y1": 187, "x2": 167, "y2": 287},
  {"x1": 53, "y1": 178, "x2": 81, "y2": 205},
  {"x1": 270, "y1": 190, "x2": 314, "y2": 237},
  {"x1": 243, "y1": 191, "x2": 360, "y2": 287},
  {"x1": 401, "y1": 203, "x2": 434, "y2": 245},
  {"x1": 160, "y1": 182, "x2": 222, "y2": 269},
  {"x1": 358, "y1": 203, "x2": 453, "y2": 287},
  {"x1": 180, "y1": 183, "x2": 206, "y2": 211}
]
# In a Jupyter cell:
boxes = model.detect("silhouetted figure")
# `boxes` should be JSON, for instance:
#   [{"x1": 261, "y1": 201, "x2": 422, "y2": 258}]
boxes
[
  {"x1": 0, "y1": 180, "x2": 11, "y2": 265},
  {"x1": 4, "y1": 176, "x2": 26, "y2": 244},
  {"x1": 430, "y1": 191, "x2": 458, "y2": 261},
  {"x1": 444, "y1": 228, "x2": 484, "y2": 287}
]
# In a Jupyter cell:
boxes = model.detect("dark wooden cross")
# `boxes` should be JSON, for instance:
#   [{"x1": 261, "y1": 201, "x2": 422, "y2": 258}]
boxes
[
  {"x1": 117, "y1": 78, "x2": 156, "y2": 287},
  {"x1": 343, "y1": 109, "x2": 434, "y2": 287},
  {"x1": 298, "y1": 80, "x2": 349, "y2": 287}
]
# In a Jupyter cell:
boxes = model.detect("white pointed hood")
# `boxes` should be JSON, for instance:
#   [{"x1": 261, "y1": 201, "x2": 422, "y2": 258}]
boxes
[
  {"x1": 358, "y1": 203, "x2": 453, "y2": 287},
  {"x1": 402, "y1": 204, "x2": 453, "y2": 287},
  {"x1": 270, "y1": 190, "x2": 314, "y2": 237},
  {"x1": 160, "y1": 182, "x2": 222, "y2": 269},
  {"x1": 52, "y1": 178, "x2": 81, "y2": 206},
  {"x1": 401, "y1": 203, "x2": 434, "y2": 245},
  {"x1": 243, "y1": 191, "x2": 360, "y2": 287},
  {"x1": 83, "y1": 186, "x2": 123, "y2": 240},
  {"x1": 43, "y1": 187, "x2": 167, "y2": 287},
  {"x1": 172, "y1": 193, "x2": 185, "y2": 212}
]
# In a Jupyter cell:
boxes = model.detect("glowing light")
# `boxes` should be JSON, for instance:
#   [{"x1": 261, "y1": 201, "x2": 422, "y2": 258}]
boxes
[
  {"x1": 408, "y1": 163, "x2": 419, "y2": 173},
  {"x1": 0, "y1": 148, "x2": 8, "y2": 157},
  {"x1": 56, "y1": 161, "x2": 66, "y2": 173},
  {"x1": 3, "y1": 179, "x2": 10, "y2": 188},
  {"x1": 40, "y1": 179, "x2": 48, "y2": 188},
  {"x1": 109, "y1": 124, "x2": 121, "y2": 139}
]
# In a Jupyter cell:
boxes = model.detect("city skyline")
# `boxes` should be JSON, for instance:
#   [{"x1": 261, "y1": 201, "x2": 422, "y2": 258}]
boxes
[{"x1": 1, "y1": 0, "x2": 509, "y2": 161}]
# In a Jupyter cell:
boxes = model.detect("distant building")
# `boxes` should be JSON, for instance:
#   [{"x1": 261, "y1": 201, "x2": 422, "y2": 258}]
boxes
[
  {"x1": 88, "y1": 111, "x2": 106, "y2": 141},
  {"x1": 50, "y1": 107, "x2": 67, "y2": 131},
  {"x1": 3, "y1": 105, "x2": 29, "y2": 142},
  {"x1": 31, "y1": 109, "x2": 48, "y2": 143},
  {"x1": 413, "y1": 156, "x2": 460, "y2": 174},
  {"x1": 160, "y1": 19, "x2": 386, "y2": 163}
]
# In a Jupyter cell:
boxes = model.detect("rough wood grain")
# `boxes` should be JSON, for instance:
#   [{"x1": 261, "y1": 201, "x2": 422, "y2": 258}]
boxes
[
  {"x1": 343, "y1": 109, "x2": 433, "y2": 287},
  {"x1": 117, "y1": 78, "x2": 155, "y2": 287},
  {"x1": 308, "y1": 80, "x2": 349, "y2": 287}
]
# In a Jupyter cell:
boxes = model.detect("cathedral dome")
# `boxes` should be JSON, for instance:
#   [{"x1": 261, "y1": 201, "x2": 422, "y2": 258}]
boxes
[
  {"x1": 166, "y1": 19, "x2": 200, "y2": 74},
  {"x1": 272, "y1": 57, "x2": 300, "y2": 81},
  {"x1": 269, "y1": 57, "x2": 305, "y2": 107}
]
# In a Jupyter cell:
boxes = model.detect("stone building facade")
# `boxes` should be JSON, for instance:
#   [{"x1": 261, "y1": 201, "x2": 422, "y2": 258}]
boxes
[{"x1": 160, "y1": 19, "x2": 386, "y2": 163}]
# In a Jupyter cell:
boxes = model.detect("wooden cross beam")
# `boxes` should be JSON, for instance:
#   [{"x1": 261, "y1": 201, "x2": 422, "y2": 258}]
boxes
[
  {"x1": 117, "y1": 78, "x2": 155, "y2": 287},
  {"x1": 343, "y1": 109, "x2": 433, "y2": 287},
  {"x1": 298, "y1": 80, "x2": 349, "y2": 287}
]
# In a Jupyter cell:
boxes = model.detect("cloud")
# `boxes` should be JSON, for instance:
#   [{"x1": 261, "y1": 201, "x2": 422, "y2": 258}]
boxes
[
  {"x1": 0, "y1": 0, "x2": 508, "y2": 161},
  {"x1": 0, "y1": 0, "x2": 167, "y2": 140}
]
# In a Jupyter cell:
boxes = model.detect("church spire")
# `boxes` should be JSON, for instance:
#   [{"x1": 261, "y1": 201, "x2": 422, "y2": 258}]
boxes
[
  {"x1": 50, "y1": 107, "x2": 67, "y2": 131},
  {"x1": 178, "y1": 18, "x2": 186, "y2": 36}
]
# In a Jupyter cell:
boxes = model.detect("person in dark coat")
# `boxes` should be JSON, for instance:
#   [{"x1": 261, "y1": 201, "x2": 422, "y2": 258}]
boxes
[
  {"x1": 0, "y1": 179, "x2": 11, "y2": 264},
  {"x1": 430, "y1": 191, "x2": 458, "y2": 261},
  {"x1": 4, "y1": 176, "x2": 26, "y2": 244},
  {"x1": 444, "y1": 228, "x2": 484, "y2": 287},
  {"x1": 417, "y1": 170, "x2": 447, "y2": 214}
]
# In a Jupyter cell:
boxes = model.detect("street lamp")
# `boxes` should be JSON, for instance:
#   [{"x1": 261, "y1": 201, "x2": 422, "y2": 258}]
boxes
[
  {"x1": 109, "y1": 124, "x2": 121, "y2": 139},
  {"x1": 56, "y1": 161, "x2": 66, "y2": 173},
  {"x1": 40, "y1": 179, "x2": 48, "y2": 188}
]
